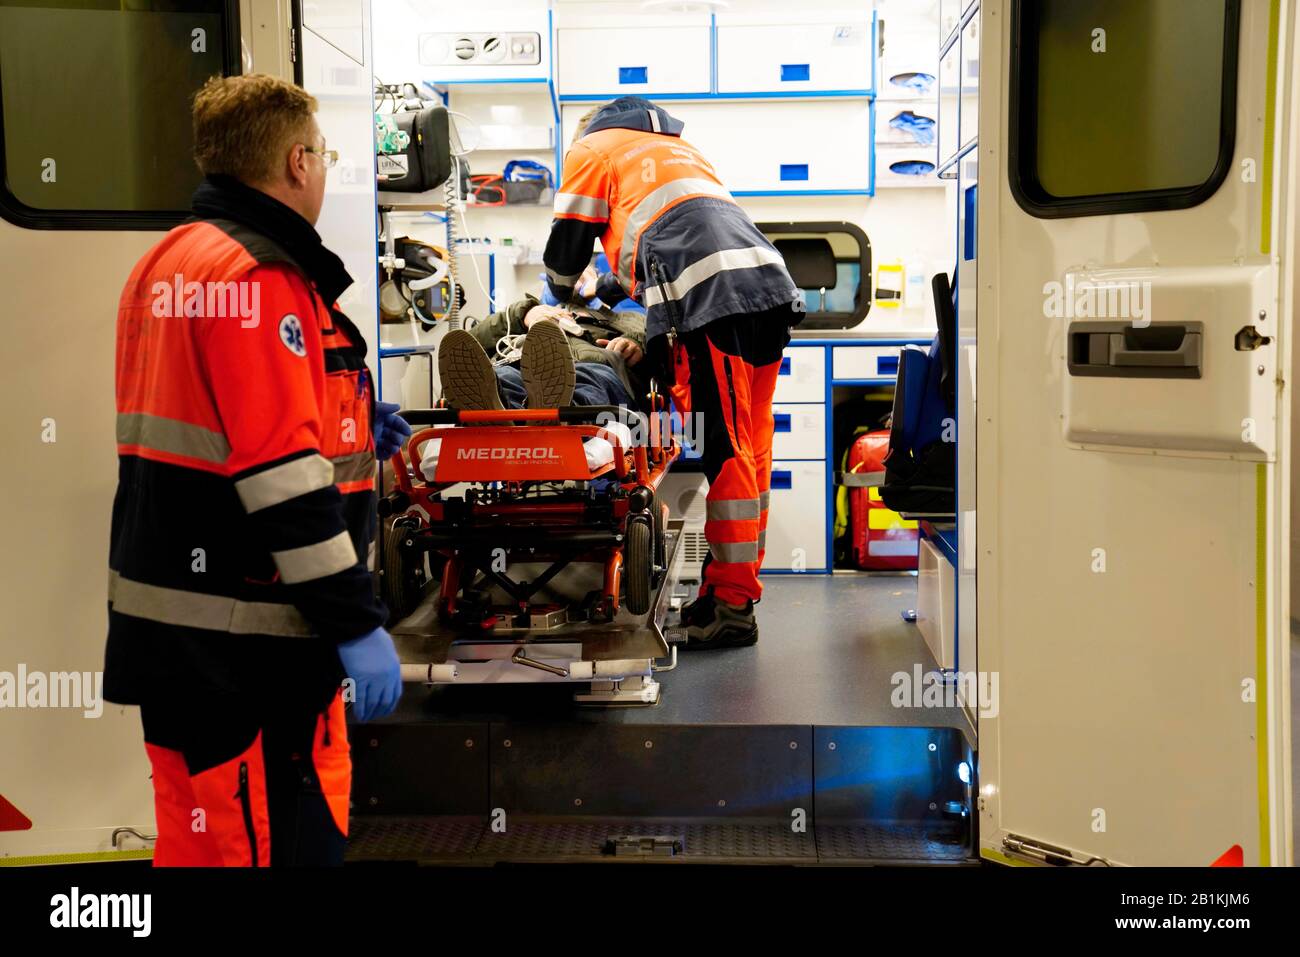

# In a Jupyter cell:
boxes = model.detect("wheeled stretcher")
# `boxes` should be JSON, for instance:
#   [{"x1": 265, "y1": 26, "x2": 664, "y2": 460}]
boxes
[{"x1": 378, "y1": 403, "x2": 684, "y2": 705}]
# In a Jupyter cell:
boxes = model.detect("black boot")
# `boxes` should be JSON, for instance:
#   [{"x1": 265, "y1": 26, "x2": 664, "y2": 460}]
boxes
[{"x1": 680, "y1": 591, "x2": 758, "y2": 649}]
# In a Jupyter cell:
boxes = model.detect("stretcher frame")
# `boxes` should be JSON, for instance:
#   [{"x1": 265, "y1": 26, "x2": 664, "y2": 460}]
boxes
[{"x1": 379, "y1": 405, "x2": 683, "y2": 705}]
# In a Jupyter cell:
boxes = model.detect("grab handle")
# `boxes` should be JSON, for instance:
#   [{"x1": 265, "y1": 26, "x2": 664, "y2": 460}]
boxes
[{"x1": 1067, "y1": 321, "x2": 1203, "y2": 379}]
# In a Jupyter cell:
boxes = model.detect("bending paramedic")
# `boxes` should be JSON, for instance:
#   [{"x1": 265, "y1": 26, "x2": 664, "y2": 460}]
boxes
[{"x1": 543, "y1": 96, "x2": 802, "y2": 648}]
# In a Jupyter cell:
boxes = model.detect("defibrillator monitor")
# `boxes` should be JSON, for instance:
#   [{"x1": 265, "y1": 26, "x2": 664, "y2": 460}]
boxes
[{"x1": 377, "y1": 105, "x2": 452, "y2": 193}]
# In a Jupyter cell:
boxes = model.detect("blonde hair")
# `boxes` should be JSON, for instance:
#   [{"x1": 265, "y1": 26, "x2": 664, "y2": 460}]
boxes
[
  {"x1": 192, "y1": 74, "x2": 319, "y2": 185},
  {"x1": 572, "y1": 106, "x2": 600, "y2": 144}
]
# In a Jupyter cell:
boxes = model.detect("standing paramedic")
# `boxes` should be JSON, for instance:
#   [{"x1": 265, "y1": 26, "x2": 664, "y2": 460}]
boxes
[
  {"x1": 544, "y1": 97, "x2": 802, "y2": 649},
  {"x1": 105, "y1": 74, "x2": 410, "y2": 866}
]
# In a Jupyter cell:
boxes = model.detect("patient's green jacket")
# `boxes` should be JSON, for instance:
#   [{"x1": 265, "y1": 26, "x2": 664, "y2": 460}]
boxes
[{"x1": 468, "y1": 294, "x2": 649, "y2": 399}]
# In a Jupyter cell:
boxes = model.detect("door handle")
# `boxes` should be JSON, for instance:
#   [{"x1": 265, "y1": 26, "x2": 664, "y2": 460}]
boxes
[
  {"x1": 1234, "y1": 325, "x2": 1273, "y2": 351},
  {"x1": 1067, "y1": 321, "x2": 1203, "y2": 379}
]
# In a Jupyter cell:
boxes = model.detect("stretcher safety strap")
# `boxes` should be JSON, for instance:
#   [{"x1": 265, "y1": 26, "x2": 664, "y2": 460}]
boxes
[
  {"x1": 116, "y1": 412, "x2": 230, "y2": 465},
  {"x1": 236, "y1": 454, "x2": 334, "y2": 513},
  {"x1": 642, "y1": 245, "x2": 787, "y2": 307},
  {"x1": 617, "y1": 178, "x2": 734, "y2": 288},
  {"x1": 271, "y1": 530, "x2": 358, "y2": 585},
  {"x1": 107, "y1": 570, "x2": 314, "y2": 637}
]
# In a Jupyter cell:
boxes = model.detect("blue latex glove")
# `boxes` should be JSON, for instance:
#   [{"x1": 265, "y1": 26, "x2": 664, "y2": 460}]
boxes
[
  {"x1": 374, "y1": 401, "x2": 412, "y2": 461},
  {"x1": 539, "y1": 275, "x2": 561, "y2": 306},
  {"x1": 337, "y1": 627, "x2": 402, "y2": 723},
  {"x1": 888, "y1": 71, "x2": 936, "y2": 94},
  {"x1": 888, "y1": 110, "x2": 936, "y2": 146},
  {"x1": 538, "y1": 272, "x2": 603, "y2": 309}
]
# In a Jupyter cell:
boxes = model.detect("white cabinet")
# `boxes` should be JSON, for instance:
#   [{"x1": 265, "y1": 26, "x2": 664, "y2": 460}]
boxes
[
  {"x1": 831, "y1": 344, "x2": 929, "y2": 381},
  {"x1": 762, "y1": 460, "x2": 827, "y2": 571},
  {"x1": 917, "y1": 537, "x2": 956, "y2": 669},
  {"x1": 877, "y1": 29, "x2": 938, "y2": 101},
  {"x1": 716, "y1": 21, "x2": 871, "y2": 94},
  {"x1": 556, "y1": 26, "x2": 711, "y2": 96},
  {"x1": 771, "y1": 345, "x2": 826, "y2": 402},
  {"x1": 771, "y1": 403, "x2": 826, "y2": 461},
  {"x1": 754, "y1": 339, "x2": 930, "y2": 575},
  {"x1": 936, "y1": 35, "x2": 961, "y2": 169},
  {"x1": 875, "y1": 144, "x2": 939, "y2": 189},
  {"x1": 959, "y1": 7, "x2": 980, "y2": 152},
  {"x1": 875, "y1": 102, "x2": 938, "y2": 148},
  {"x1": 939, "y1": 0, "x2": 964, "y2": 51},
  {"x1": 671, "y1": 100, "x2": 871, "y2": 192}
]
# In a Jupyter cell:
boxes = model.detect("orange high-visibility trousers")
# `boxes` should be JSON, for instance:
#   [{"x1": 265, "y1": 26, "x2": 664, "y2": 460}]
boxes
[
  {"x1": 680, "y1": 309, "x2": 792, "y2": 605},
  {"x1": 141, "y1": 690, "x2": 350, "y2": 867}
]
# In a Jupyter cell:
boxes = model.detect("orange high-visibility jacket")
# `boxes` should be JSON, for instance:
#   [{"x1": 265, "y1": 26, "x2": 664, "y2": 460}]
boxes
[
  {"x1": 543, "y1": 97, "x2": 798, "y2": 343},
  {"x1": 106, "y1": 186, "x2": 385, "y2": 710}
]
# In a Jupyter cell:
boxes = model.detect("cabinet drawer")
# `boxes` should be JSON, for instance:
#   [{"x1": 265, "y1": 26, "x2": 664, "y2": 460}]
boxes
[
  {"x1": 940, "y1": 0, "x2": 964, "y2": 51},
  {"x1": 556, "y1": 26, "x2": 711, "y2": 95},
  {"x1": 832, "y1": 344, "x2": 925, "y2": 380},
  {"x1": 876, "y1": 101, "x2": 938, "y2": 149},
  {"x1": 771, "y1": 404, "x2": 826, "y2": 460},
  {"x1": 877, "y1": 29, "x2": 939, "y2": 101},
  {"x1": 936, "y1": 34, "x2": 961, "y2": 168},
  {"x1": 771, "y1": 346, "x2": 825, "y2": 402},
  {"x1": 716, "y1": 20, "x2": 871, "y2": 94},
  {"x1": 917, "y1": 537, "x2": 957, "y2": 670},
  {"x1": 761, "y1": 460, "x2": 827, "y2": 571},
  {"x1": 959, "y1": 7, "x2": 980, "y2": 151},
  {"x1": 876, "y1": 145, "x2": 939, "y2": 188},
  {"x1": 669, "y1": 100, "x2": 871, "y2": 192}
]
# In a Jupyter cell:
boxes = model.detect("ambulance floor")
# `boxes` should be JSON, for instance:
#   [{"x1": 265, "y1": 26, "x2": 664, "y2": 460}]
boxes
[{"x1": 381, "y1": 573, "x2": 970, "y2": 737}]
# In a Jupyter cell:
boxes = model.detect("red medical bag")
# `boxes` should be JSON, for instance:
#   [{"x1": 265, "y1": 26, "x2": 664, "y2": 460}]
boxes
[{"x1": 848, "y1": 430, "x2": 919, "y2": 570}]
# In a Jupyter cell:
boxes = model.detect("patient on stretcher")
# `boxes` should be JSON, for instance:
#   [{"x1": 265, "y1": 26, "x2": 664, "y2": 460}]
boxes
[
  {"x1": 425, "y1": 294, "x2": 647, "y2": 483},
  {"x1": 437, "y1": 293, "x2": 649, "y2": 412}
]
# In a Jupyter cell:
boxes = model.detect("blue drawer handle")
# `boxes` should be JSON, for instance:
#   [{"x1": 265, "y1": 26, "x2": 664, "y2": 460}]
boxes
[
  {"x1": 780, "y1": 63, "x2": 810, "y2": 82},
  {"x1": 618, "y1": 66, "x2": 648, "y2": 84},
  {"x1": 771, "y1": 470, "x2": 793, "y2": 490},
  {"x1": 877, "y1": 355, "x2": 899, "y2": 375},
  {"x1": 964, "y1": 184, "x2": 978, "y2": 262},
  {"x1": 773, "y1": 413, "x2": 791, "y2": 433},
  {"x1": 780, "y1": 163, "x2": 809, "y2": 182},
  {"x1": 779, "y1": 356, "x2": 792, "y2": 375}
]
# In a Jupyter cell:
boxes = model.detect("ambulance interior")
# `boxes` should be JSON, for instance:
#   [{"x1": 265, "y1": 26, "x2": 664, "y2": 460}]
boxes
[
  {"x1": 349, "y1": 0, "x2": 977, "y2": 866},
  {"x1": 2, "y1": 0, "x2": 1295, "y2": 870}
]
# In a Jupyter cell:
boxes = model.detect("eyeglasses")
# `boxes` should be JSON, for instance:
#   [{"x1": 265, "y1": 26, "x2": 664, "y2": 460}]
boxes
[{"x1": 303, "y1": 145, "x2": 339, "y2": 168}]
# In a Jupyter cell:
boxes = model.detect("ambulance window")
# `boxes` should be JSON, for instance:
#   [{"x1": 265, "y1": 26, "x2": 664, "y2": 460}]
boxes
[
  {"x1": 1010, "y1": 0, "x2": 1239, "y2": 217},
  {"x1": 0, "y1": 1, "x2": 238, "y2": 229},
  {"x1": 758, "y1": 222, "x2": 872, "y2": 331}
]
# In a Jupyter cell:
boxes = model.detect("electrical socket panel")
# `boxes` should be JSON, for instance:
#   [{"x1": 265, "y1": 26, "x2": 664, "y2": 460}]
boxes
[{"x1": 418, "y1": 32, "x2": 542, "y2": 67}]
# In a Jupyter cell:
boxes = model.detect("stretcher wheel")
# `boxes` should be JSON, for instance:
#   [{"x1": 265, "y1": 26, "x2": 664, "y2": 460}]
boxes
[
  {"x1": 624, "y1": 519, "x2": 653, "y2": 616},
  {"x1": 650, "y1": 491, "x2": 667, "y2": 578},
  {"x1": 383, "y1": 518, "x2": 426, "y2": 623}
]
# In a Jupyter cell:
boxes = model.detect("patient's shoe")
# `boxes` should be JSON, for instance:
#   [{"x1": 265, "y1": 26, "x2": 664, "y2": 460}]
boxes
[
  {"x1": 680, "y1": 591, "x2": 758, "y2": 649},
  {"x1": 521, "y1": 319, "x2": 576, "y2": 409},
  {"x1": 438, "y1": 329, "x2": 504, "y2": 411}
]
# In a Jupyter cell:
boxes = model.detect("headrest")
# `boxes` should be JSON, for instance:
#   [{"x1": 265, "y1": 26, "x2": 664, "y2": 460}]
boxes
[
  {"x1": 774, "y1": 238, "x2": 837, "y2": 289},
  {"x1": 931, "y1": 271, "x2": 956, "y2": 408}
]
